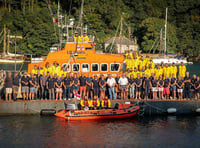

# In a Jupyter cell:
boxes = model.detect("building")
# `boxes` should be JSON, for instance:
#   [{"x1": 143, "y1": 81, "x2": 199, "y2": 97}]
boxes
[{"x1": 104, "y1": 37, "x2": 138, "y2": 53}]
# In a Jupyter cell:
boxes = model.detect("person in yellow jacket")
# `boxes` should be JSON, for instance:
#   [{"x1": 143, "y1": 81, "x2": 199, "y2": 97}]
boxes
[
  {"x1": 170, "y1": 62, "x2": 177, "y2": 78},
  {"x1": 125, "y1": 50, "x2": 133, "y2": 59},
  {"x1": 89, "y1": 95, "x2": 100, "y2": 110},
  {"x1": 163, "y1": 63, "x2": 171, "y2": 78},
  {"x1": 146, "y1": 57, "x2": 155, "y2": 69},
  {"x1": 82, "y1": 32, "x2": 89, "y2": 41},
  {"x1": 155, "y1": 64, "x2": 163, "y2": 78},
  {"x1": 80, "y1": 96, "x2": 89, "y2": 110},
  {"x1": 140, "y1": 66, "x2": 146, "y2": 77},
  {"x1": 144, "y1": 54, "x2": 150, "y2": 63},
  {"x1": 101, "y1": 96, "x2": 111, "y2": 109},
  {"x1": 50, "y1": 61, "x2": 56, "y2": 75},
  {"x1": 44, "y1": 62, "x2": 52, "y2": 75},
  {"x1": 37, "y1": 65, "x2": 44, "y2": 75},
  {"x1": 125, "y1": 55, "x2": 133, "y2": 70},
  {"x1": 132, "y1": 57, "x2": 139, "y2": 70},
  {"x1": 138, "y1": 56, "x2": 146, "y2": 71},
  {"x1": 179, "y1": 62, "x2": 186, "y2": 79},
  {"x1": 73, "y1": 32, "x2": 82, "y2": 42},
  {"x1": 132, "y1": 67, "x2": 140, "y2": 78},
  {"x1": 32, "y1": 65, "x2": 38, "y2": 75},
  {"x1": 59, "y1": 67, "x2": 67, "y2": 77}
]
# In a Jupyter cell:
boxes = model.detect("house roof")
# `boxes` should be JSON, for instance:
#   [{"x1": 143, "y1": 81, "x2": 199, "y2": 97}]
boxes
[{"x1": 104, "y1": 37, "x2": 135, "y2": 45}]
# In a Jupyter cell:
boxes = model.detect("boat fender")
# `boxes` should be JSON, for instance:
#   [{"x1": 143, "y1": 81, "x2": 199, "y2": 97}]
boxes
[
  {"x1": 167, "y1": 108, "x2": 177, "y2": 114},
  {"x1": 195, "y1": 108, "x2": 200, "y2": 113},
  {"x1": 40, "y1": 109, "x2": 56, "y2": 116},
  {"x1": 125, "y1": 102, "x2": 130, "y2": 104}
]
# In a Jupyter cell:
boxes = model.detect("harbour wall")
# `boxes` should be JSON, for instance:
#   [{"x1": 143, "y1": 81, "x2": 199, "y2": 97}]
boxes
[{"x1": 0, "y1": 100, "x2": 200, "y2": 115}]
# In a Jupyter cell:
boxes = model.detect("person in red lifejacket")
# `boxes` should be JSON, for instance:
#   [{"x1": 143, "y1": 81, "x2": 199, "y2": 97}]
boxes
[
  {"x1": 89, "y1": 95, "x2": 100, "y2": 110},
  {"x1": 80, "y1": 96, "x2": 89, "y2": 110},
  {"x1": 101, "y1": 96, "x2": 111, "y2": 109}
]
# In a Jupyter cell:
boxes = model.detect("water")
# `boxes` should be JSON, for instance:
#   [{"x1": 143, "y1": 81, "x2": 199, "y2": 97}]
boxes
[{"x1": 0, "y1": 115, "x2": 200, "y2": 148}]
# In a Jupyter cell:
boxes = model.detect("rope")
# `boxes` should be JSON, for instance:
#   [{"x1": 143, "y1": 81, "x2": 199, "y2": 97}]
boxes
[
  {"x1": 144, "y1": 101, "x2": 167, "y2": 113},
  {"x1": 18, "y1": 62, "x2": 25, "y2": 74}
]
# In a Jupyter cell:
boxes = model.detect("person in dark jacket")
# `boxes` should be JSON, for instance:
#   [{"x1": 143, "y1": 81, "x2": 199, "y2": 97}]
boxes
[{"x1": 4, "y1": 72, "x2": 13, "y2": 101}]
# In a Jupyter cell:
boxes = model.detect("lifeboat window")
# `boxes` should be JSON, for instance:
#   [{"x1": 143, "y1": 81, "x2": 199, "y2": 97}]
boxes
[
  {"x1": 62, "y1": 63, "x2": 70, "y2": 72},
  {"x1": 86, "y1": 48, "x2": 92, "y2": 50},
  {"x1": 72, "y1": 64, "x2": 80, "y2": 72},
  {"x1": 101, "y1": 63, "x2": 108, "y2": 72},
  {"x1": 91, "y1": 63, "x2": 99, "y2": 72},
  {"x1": 81, "y1": 63, "x2": 89, "y2": 72},
  {"x1": 110, "y1": 63, "x2": 120, "y2": 72}
]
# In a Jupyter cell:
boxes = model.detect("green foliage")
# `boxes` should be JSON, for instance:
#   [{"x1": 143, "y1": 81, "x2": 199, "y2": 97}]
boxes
[
  {"x1": 140, "y1": 17, "x2": 178, "y2": 53},
  {"x1": 0, "y1": 0, "x2": 199, "y2": 56}
]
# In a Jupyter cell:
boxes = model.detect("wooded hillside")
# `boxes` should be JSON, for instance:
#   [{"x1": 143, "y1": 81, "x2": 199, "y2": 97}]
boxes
[{"x1": 0, "y1": 0, "x2": 199, "y2": 56}]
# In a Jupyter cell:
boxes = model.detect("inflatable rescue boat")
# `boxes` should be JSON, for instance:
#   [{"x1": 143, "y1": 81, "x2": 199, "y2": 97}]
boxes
[{"x1": 54, "y1": 103, "x2": 140, "y2": 120}]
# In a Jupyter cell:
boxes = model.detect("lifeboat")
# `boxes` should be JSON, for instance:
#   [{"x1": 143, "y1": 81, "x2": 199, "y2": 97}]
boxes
[{"x1": 54, "y1": 103, "x2": 140, "y2": 120}]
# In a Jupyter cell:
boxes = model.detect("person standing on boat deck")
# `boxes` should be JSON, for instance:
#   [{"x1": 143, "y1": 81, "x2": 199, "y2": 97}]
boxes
[
  {"x1": 151, "y1": 76, "x2": 158, "y2": 100},
  {"x1": 44, "y1": 62, "x2": 52, "y2": 75},
  {"x1": 79, "y1": 72, "x2": 87, "y2": 99},
  {"x1": 99, "y1": 75, "x2": 106, "y2": 101},
  {"x1": 32, "y1": 65, "x2": 37, "y2": 75},
  {"x1": 92, "y1": 75, "x2": 99, "y2": 97},
  {"x1": 143, "y1": 74, "x2": 151, "y2": 100},
  {"x1": 118, "y1": 73, "x2": 129, "y2": 100},
  {"x1": 55, "y1": 75, "x2": 62, "y2": 100},
  {"x1": 29, "y1": 74, "x2": 37, "y2": 100},
  {"x1": 170, "y1": 74, "x2": 177, "y2": 100},
  {"x1": 115, "y1": 74, "x2": 120, "y2": 99},
  {"x1": 80, "y1": 96, "x2": 89, "y2": 110},
  {"x1": 46, "y1": 74, "x2": 55, "y2": 100},
  {"x1": 73, "y1": 73, "x2": 79, "y2": 99},
  {"x1": 184, "y1": 72, "x2": 191, "y2": 99},
  {"x1": 170, "y1": 63, "x2": 177, "y2": 78},
  {"x1": 101, "y1": 96, "x2": 111, "y2": 109},
  {"x1": 63, "y1": 73, "x2": 72, "y2": 100},
  {"x1": 73, "y1": 32, "x2": 82, "y2": 42},
  {"x1": 179, "y1": 62, "x2": 186, "y2": 79},
  {"x1": 194, "y1": 76, "x2": 200, "y2": 100},
  {"x1": 86, "y1": 73, "x2": 93, "y2": 99},
  {"x1": 107, "y1": 74, "x2": 116, "y2": 100},
  {"x1": 141, "y1": 73, "x2": 146, "y2": 99},
  {"x1": 82, "y1": 32, "x2": 89, "y2": 42},
  {"x1": 191, "y1": 74, "x2": 197, "y2": 99},
  {"x1": 129, "y1": 74, "x2": 135, "y2": 99},
  {"x1": 164, "y1": 75, "x2": 170, "y2": 100},
  {"x1": 40, "y1": 72, "x2": 47, "y2": 100},
  {"x1": 176, "y1": 75, "x2": 184, "y2": 100},
  {"x1": 4, "y1": 72, "x2": 13, "y2": 101},
  {"x1": 158, "y1": 75, "x2": 164, "y2": 100},
  {"x1": 21, "y1": 72, "x2": 29, "y2": 100},
  {"x1": 135, "y1": 73, "x2": 142, "y2": 100},
  {"x1": 12, "y1": 72, "x2": 21, "y2": 101}
]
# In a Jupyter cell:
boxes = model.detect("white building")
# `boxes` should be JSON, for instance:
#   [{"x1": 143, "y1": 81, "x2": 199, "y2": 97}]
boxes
[{"x1": 104, "y1": 37, "x2": 138, "y2": 53}]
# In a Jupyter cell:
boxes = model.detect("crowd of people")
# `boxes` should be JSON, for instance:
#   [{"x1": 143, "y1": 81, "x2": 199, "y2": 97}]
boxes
[{"x1": 2, "y1": 52, "x2": 200, "y2": 108}]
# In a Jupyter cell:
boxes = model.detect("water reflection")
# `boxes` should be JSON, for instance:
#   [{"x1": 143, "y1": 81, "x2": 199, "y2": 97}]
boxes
[{"x1": 0, "y1": 115, "x2": 200, "y2": 148}]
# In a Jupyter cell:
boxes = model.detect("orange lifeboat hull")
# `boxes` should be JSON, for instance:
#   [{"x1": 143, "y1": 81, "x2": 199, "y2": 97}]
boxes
[{"x1": 54, "y1": 104, "x2": 140, "y2": 121}]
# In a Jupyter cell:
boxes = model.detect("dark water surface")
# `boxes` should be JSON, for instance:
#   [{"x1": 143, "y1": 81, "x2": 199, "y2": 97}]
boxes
[{"x1": 0, "y1": 115, "x2": 200, "y2": 148}]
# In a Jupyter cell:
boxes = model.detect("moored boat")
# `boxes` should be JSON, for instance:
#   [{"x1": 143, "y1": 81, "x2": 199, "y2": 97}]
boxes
[{"x1": 54, "y1": 103, "x2": 140, "y2": 120}]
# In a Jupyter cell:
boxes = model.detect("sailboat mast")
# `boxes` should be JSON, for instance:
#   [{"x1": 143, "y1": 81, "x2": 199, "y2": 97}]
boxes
[
  {"x1": 80, "y1": 0, "x2": 84, "y2": 36},
  {"x1": 164, "y1": 7, "x2": 168, "y2": 57},
  {"x1": 160, "y1": 28, "x2": 162, "y2": 54},
  {"x1": 7, "y1": 29, "x2": 10, "y2": 53},
  {"x1": 119, "y1": 16, "x2": 123, "y2": 54},
  {"x1": 3, "y1": 25, "x2": 6, "y2": 56}
]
